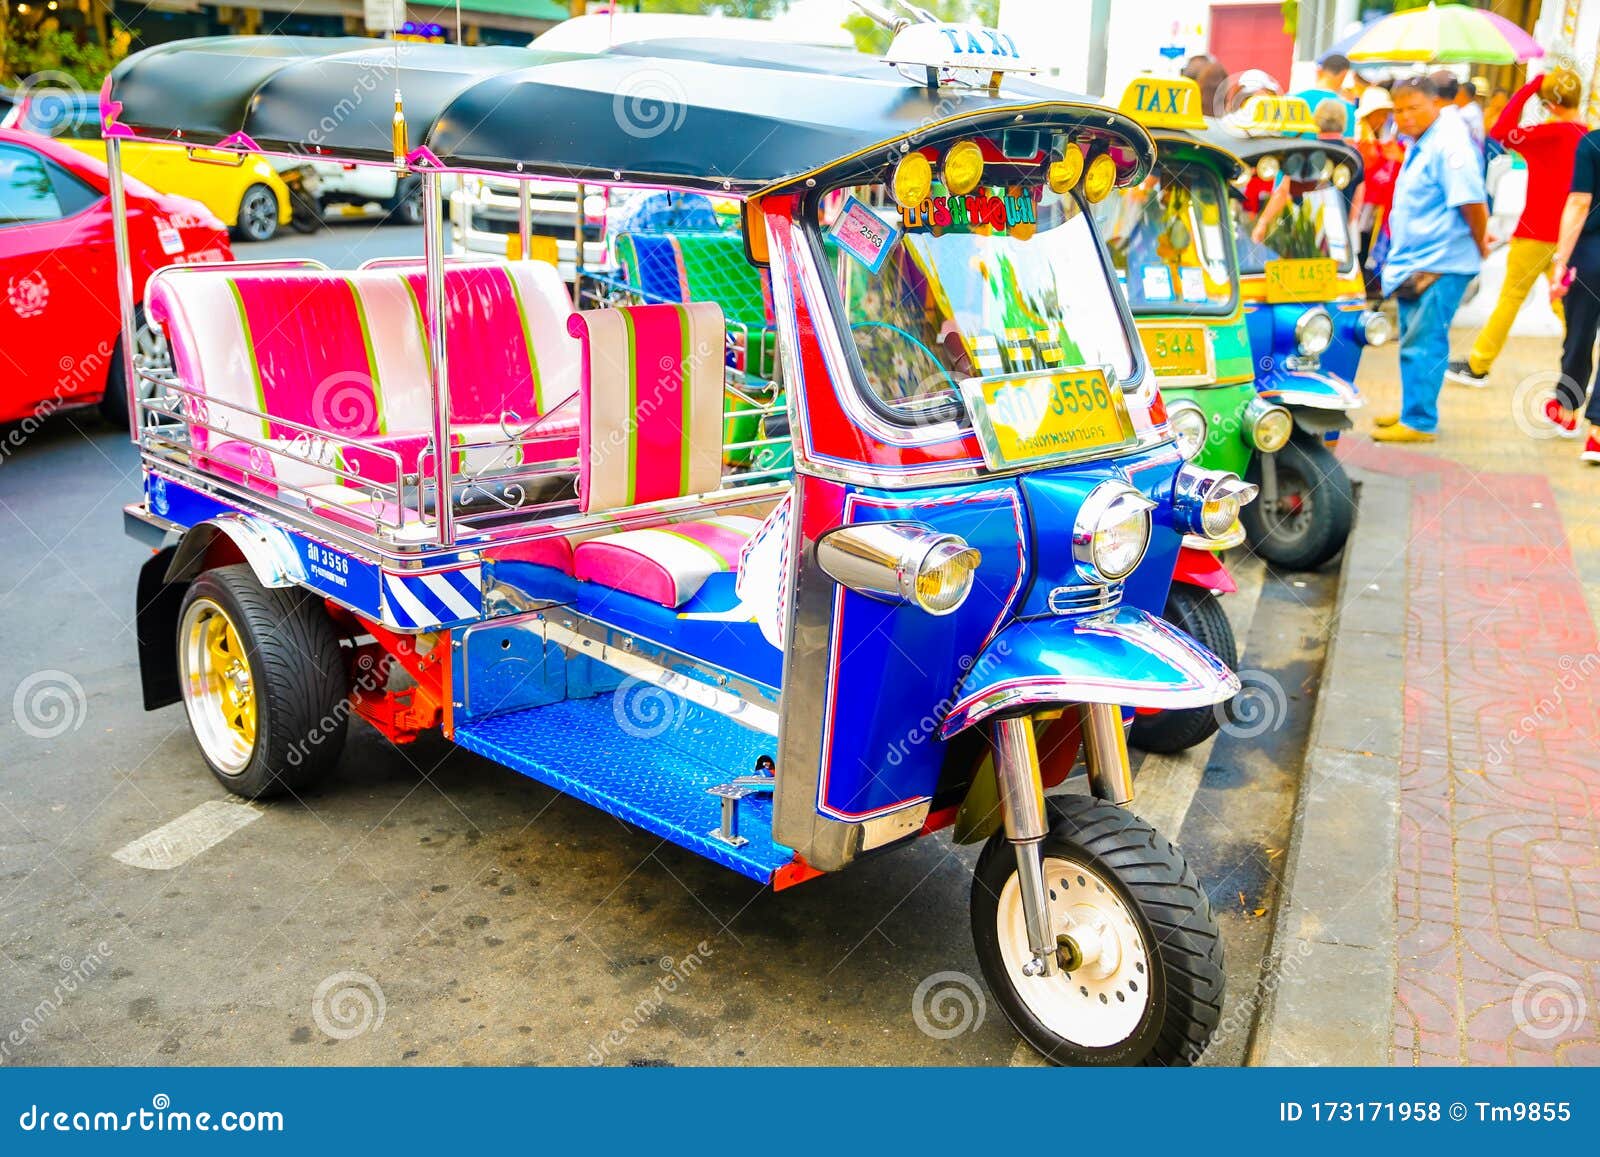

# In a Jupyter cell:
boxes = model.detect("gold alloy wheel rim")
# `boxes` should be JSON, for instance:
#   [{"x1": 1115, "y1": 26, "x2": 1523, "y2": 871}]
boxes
[{"x1": 178, "y1": 598, "x2": 257, "y2": 774}]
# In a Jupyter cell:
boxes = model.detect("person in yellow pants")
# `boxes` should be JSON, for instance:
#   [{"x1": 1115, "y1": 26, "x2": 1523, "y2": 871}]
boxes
[{"x1": 1448, "y1": 70, "x2": 1585, "y2": 387}]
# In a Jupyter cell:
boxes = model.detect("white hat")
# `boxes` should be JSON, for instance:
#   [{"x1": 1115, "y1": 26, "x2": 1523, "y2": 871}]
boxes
[{"x1": 1357, "y1": 86, "x2": 1394, "y2": 119}]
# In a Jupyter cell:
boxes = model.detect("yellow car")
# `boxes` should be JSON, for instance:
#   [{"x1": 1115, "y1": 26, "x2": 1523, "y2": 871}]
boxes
[{"x1": 5, "y1": 92, "x2": 292, "y2": 242}]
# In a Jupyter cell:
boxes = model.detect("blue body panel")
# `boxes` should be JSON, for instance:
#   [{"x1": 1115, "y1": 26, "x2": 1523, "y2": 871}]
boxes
[
  {"x1": 1319, "y1": 304, "x2": 1369, "y2": 384},
  {"x1": 453, "y1": 697, "x2": 791, "y2": 884},
  {"x1": 1243, "y1": 300, "x2": 1365, "y2": 435}
]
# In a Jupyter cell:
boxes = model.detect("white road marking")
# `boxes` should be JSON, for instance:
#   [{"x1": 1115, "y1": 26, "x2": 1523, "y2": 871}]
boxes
[
  {"x1": 1132, "y1": 555, "x2": 1267, "y2": 839},
  {"x1": 111, "y1": 800, "x2": 262, "y2": 871}
]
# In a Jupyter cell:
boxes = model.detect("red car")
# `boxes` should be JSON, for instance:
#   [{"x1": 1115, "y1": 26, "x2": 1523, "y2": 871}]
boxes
[{"x1": 0, "y1": 127, "x2": 233, "y2": 427}]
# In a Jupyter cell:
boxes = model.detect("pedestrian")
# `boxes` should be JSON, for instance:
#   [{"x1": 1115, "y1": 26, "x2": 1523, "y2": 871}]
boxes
[
  {"x1": 1372, "y1": 75, "x2": 1490, "y2": 444},
  {"x1": 1295, "y1": 52, "x2": 1357, "y2": 136},
  {"x1": 1456, "y1": 80, "x2": 1487, "y2": 153},
  {"x1": 1448, "y1": 69, "x2": 1585, "y2": 391},
  {"x1": 1546, "y1": 126, "x2": 1600, "y2": 461},
  {"x1": 1351, "y1": 86, "x2": 1405, "y2": 303},
  {"x1": 1485, "y1": 86, "x2": 1510, "y2": 127}
]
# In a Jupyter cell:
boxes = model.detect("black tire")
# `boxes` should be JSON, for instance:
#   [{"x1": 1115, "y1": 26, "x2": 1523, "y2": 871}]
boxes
[
  {"x1": 99, "y1": 307, "x2": 171, "y2": 429},
  {"x1": 233, "y1": 182, "x2": 281, "y2": 242},
  {"x1": 1238, "y1": 435, "x2": 1354, "y2": 571},
  {"x1": 385, "y1": 177, "x2": 423, "y2": 226},
  {"x1": 176, "y1": 565, "x2": 348, "y2": 798},
  {"x1": 1130, "y1": 585, "x2": 1237, "y2": 754},
  {"x1": 972, "y1": 794, "x2": 1224, "y2": 1065}
]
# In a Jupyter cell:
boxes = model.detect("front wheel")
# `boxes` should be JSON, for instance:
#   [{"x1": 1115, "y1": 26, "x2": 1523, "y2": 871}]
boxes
[
  {"x1": 972, "y1": 795, "x2": 1224, "y2": 1065},
  {"x1": 1239, "y1": 436, "x2": 1354, "y2": 571},
  {"x1": 176, "y1": 565, "x2": 348, "y2": 798},
  {"x1": 1130, "y1": 584, "x2": 1237, "y2": 754},
  {"x1": 233, "y1": 183, "x2": 281, "y2": 243}
]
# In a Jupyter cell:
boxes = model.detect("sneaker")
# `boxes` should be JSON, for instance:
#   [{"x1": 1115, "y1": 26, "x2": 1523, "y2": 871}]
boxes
[
  {"x1": 1544, "y1": 397, "x2": 1580, "y2": 439},
  {"x1": 1372, "y1": 422, "x2": 1437, "y2": 444},
  {"x1": 1584, "y1": 431, "x2": 1600, "y2": 463},
  {"x1": 1445, "y1": 359, "x2": 1490, "y2": 388}
]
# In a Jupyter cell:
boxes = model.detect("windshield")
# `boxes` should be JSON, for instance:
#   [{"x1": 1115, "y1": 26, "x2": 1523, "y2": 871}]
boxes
[
  {"x1": 814, "y1": 184, "x2": 1137, "y2": 422},
  {"x1": 1232, "y1": 177, "x2": 1355, "y2": 275},
  {"x1": 1091, "y1": 161, "x2": 1236, "y2": 315}
]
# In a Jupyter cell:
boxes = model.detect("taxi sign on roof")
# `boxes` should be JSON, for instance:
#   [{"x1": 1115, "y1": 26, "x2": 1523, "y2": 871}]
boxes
[
  {"x1": 1119, "y1": 76, "x2": 1207, "y2": 131},
  {"x1": 883, "y1": 22, "x2": 1038, "y2": 78},
  {"x1": 1236, "y1": 93, "x2": 1320, "y2": 136}
]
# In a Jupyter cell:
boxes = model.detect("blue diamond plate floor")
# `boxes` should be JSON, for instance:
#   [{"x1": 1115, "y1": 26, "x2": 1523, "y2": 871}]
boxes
[{"x1": 452, "y1": 697, "x2": 793, "y2": 884}]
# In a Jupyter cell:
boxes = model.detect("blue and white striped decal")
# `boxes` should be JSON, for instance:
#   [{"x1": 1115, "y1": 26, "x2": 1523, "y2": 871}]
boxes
[{"x1": 382, "y1": 566, "x2": 483, "y2": 630}]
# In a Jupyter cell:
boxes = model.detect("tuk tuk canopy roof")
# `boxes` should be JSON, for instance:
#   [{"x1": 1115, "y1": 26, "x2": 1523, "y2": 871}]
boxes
[
  {"x1": 1146, "y1": 130, "x2": 1245, "y2": 181},
  {"x1": 102, "y1": 35, "x2": 1155, "y2": 195},
  {"x1": 1194, "y1": 121, "x2": 1364, "y2": 184}
]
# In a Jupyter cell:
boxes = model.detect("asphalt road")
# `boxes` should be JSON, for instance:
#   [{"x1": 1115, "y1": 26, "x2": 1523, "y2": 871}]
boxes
[{"x1": 0, "y1": 220, "x2": 1329, "y2": 1066}]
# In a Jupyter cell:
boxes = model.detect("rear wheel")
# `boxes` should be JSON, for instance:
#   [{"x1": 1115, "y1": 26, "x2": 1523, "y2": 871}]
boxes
[
  {"x1": 1130, "y1": 584, "x2": 1236, "y2": 754},
  {"x1": 1239, "y1": 436, "x2": 1354, "y2": 571},
  {"x1": 972, "y1": 795, "x2": 1224, "y2": 1065},
  {"x1": 176, "y1": 565, "x2": 348, "y2": 798},
  {"x1": 233, "y1": 183, "x2": 281, "y2": 242}
]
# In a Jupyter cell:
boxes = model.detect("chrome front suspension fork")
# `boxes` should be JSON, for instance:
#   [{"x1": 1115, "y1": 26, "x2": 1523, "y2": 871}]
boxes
[{"x1": 990, "y1": 703, "x2": 1135, "y2": 978}]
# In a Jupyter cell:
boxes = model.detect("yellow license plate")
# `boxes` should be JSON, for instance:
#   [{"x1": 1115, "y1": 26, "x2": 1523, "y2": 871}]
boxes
[
  {"x1": 963, "y1": 367, "x2": 1135, "y2": 468},
  {"x1": 1263, "y1": 257, "x2": 1339, "y2": 303},
  {"x1": 1139, "y1": 326, "x2": 1210, "y2": 379}
]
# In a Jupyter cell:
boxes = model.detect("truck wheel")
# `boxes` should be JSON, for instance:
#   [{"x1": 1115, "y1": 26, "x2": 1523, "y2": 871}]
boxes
[
  {"x1": 233, "y1": 183, "x2": 280, "y2": 242},
  {"x1": 1130, "y1": 584, "x2": 1237, "y2": 754},
  {"x1": 1239, "y1": 437, "x2": 1354, "y2": 571},
  {"x1": 176, "y1": 565, "x2": 348, "y2": 798},
  {"x1": 972, "y1": 795, "x2": 1224, "y2": 1065}
]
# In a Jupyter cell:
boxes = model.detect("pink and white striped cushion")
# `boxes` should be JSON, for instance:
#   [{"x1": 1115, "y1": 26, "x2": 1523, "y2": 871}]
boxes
[
  {"x1": 567, "y1": 302, "x2": 726, "y2": 515},
  {"x1": 573, "y1": 515, "x2": 760, "y2": 607}
]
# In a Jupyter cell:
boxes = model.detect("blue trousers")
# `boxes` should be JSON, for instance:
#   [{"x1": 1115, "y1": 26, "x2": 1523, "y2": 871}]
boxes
[{"x1": 1396, "y1": 272, "x2": 1473, "y2": 433}]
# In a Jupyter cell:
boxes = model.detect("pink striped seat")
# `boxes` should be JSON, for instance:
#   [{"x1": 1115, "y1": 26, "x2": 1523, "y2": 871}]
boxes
[
  {"x1": 565, "y1": 302, "x2": 753, "y2": 607},
  {"x1": 145, "y1": 261, "x2": 580, "y2": 502}
]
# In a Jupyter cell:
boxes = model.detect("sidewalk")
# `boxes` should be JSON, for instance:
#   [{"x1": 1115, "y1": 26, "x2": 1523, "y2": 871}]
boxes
[{"x1": 1252, "y1": 333, "x2": 1600, "y2": 1066}]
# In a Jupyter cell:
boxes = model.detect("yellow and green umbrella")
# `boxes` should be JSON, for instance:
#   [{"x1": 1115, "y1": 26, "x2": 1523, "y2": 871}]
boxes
[{"x1": 1343, "y1": 3, "x2": 1544, "y2": 66}]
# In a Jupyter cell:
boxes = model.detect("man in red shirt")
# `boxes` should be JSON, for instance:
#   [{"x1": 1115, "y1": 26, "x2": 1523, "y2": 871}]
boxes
[{"x1": 1448, "y1": 68, "x2": 1585, "y2": 387}]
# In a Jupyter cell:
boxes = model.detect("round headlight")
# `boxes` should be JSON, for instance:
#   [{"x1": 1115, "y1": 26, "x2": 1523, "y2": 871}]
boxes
[
  {"x1": 1245, "y1": 397, "x2": 1293, "y2": 453},
  {"x1": 942, "y1": 139, "x2": 985, "y2": 196},
  {"x1": 1255, "y1": 155, "x2": 1279, "y2": 180},
  {"x1": 1361, "y1": 309, "x2": 1392, "y2": 347},
  {"x1": 1167, "y1": 400, "x2": 1209, "y2": 461},
  {"x1": 1295, "y1": 307, "x2": 1334, "y2": 356},
  {"x1": 1201, "y1": 496, "x2": 1240, "y2": 539},
  {"x1": 1074, "y1": 483, "x2": 1154, "y2": 583},
  {"x1": 914, "y1": 539, "x2": 982, "y2": 615},
  {"x1": 893, "y1": 151, "x2": 933, "y2": 208},
  {"x1": 1048, "y1": 143, "x2": 1084, "y2": 194},
  {"x1": 1332, "y1": 163, "x2": 1353, "y2": 190}
]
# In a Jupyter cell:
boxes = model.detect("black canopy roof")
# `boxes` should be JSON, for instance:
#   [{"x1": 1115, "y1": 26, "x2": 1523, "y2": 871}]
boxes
[
  {"x1": 1193, "y1": 120, "x2": 1363, "y2": 184},
  {"x1": 103, "y1": 35, "x2": 1155, "y2": 195},
  {"x1": 1146, "y1": 129, "x2": 1245, "y2": 181}
]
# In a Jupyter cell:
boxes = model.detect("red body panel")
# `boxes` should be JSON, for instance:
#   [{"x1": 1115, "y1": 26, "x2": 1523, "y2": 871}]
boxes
[
  {"x1": 0, "y1": 127, "x2": 231, "y2": 424},
  {"x1": 1171, "y1": 545, "x2": 1237, "y2": 594}
]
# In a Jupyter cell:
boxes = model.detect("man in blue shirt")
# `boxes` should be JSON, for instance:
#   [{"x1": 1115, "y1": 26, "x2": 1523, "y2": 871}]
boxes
[
  {"x1": 1373, "y1": 75, "x2": 1489, "y2": 442},
  {"x1": 1294, "y1": 52, "x2": 1357, "y2": 136}
]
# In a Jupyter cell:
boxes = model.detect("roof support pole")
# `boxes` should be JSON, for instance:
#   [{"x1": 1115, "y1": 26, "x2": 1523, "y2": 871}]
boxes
[
  {"x1": 105, "y1": 136, "x2": 142, "y2": 445},
  {"x1": 518, "y1": 180, "x2": 532, "y2": 262},
  {"x1": 422, "y1": 169, "x2": 455, "y2": 547}
]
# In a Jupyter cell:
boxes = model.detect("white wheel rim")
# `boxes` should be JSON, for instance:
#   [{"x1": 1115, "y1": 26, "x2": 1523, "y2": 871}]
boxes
[
  {"x1": 997, "y1": 855, "x2": 1151, "y2": 1048},
  {"x1": 178, "y1": 598, "x2": 256, "y2": 775}
]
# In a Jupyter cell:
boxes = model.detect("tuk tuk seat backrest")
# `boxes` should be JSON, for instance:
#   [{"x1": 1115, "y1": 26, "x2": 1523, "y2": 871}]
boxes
[
  {"x1": 566, "y1": 302, "x2": 726, "y2": 514},
  {"x1": 614, "y1": 232, "x2": 773, "y2": 327}
]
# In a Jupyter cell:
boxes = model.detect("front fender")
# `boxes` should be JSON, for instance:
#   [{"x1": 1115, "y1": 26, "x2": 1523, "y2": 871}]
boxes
[
  {"x1": 939, "y1": 607, "x2": 1239, "y2": 738},
  {"x1": 1172, "y1": 545, "x2": 1236, "y2": 594},
  {"x1": 1258, "y1": 366, "x2": 1363, "y2": 413}
]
